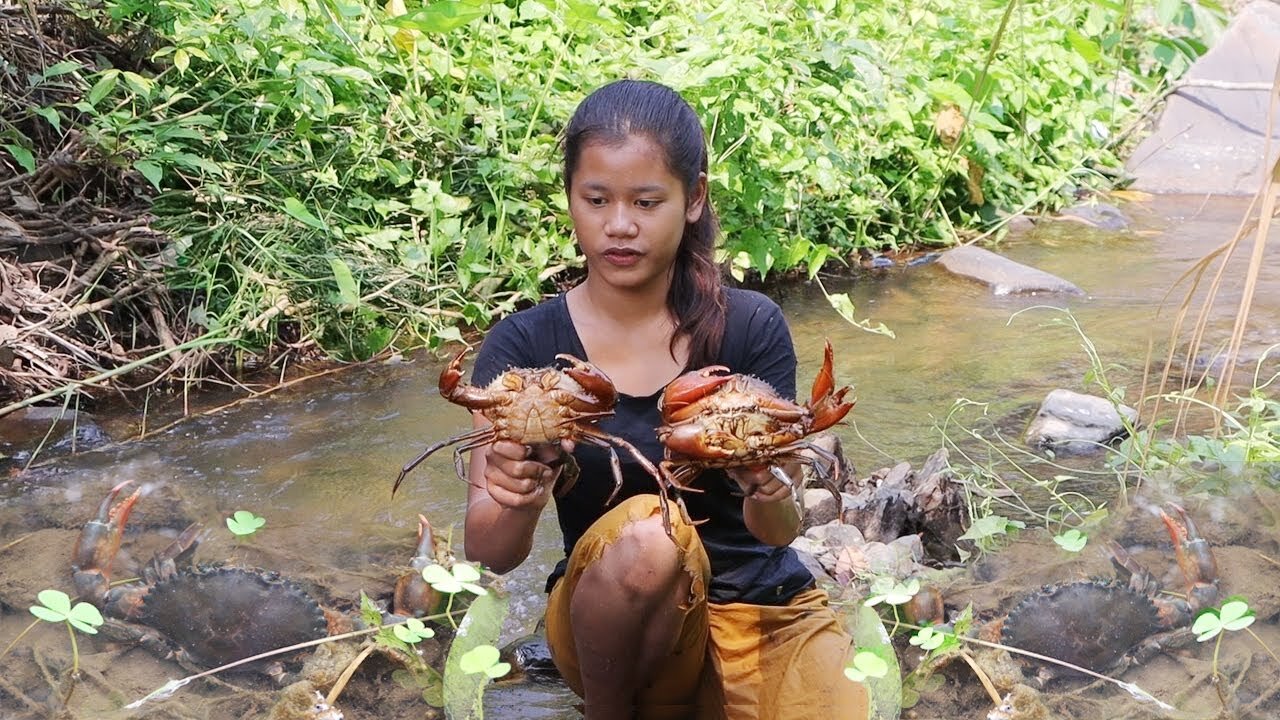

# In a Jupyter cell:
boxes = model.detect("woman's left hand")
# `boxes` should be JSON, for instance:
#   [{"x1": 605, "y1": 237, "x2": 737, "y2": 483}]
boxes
[{"x1": 727, "y1": 465, "x2": 794, "y2": 503}]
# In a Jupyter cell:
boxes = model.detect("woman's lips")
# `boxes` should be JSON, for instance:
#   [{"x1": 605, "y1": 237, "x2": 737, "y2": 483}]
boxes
[{"x1": 602, "y1": 248, "x2": 642, "y2": 267}]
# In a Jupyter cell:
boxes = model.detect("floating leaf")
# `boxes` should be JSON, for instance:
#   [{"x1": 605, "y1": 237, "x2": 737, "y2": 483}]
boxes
[
  {"x1": 1053, "y1": 528, "x2": 1088, "y2": 553},
  {"x1": 226, "y1": 510, "x2": 266, "y2": 536}
]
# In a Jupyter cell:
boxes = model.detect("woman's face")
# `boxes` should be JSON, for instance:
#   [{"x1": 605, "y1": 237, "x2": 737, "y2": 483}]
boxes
[{"x1": 567, "y1": 134, "x2": 706, "y2": 293}]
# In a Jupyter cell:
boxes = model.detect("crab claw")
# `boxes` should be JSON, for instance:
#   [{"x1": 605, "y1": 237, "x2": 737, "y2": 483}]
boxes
[
  {"x1": 657, "y1": 366, "x2": 735, "y2": 423},
  {"x1": 1160, "y1": 502, "x2": 1220, "y2": 612},
  {"x1": 393, "y1": 514, "x2": 443, "y2": 618},
  {"x1": 556, "y1": 353, "x2": 618, "y2": 409},
  {"x1": 807, "y1": 340, "x2": 855, "y2": 432},
  {"x1": 72, "y1": 481, "x2": 141, "y2": 604}
]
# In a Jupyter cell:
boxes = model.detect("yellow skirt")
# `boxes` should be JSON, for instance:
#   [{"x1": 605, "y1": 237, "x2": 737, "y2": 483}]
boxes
[{"x1": 544, "y1": 494, "x2": 870, "y2": 720}]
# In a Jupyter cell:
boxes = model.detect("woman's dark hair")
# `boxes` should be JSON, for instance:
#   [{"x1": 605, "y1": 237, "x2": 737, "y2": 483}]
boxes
[{"x1": 563, "y1": 79, "x2": 726, "y2": 369}]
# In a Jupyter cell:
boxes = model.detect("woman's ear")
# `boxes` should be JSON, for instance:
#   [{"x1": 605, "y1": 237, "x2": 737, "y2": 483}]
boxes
[{"x1": 685, "y1": 172, "x2": 708, "y2": 223}]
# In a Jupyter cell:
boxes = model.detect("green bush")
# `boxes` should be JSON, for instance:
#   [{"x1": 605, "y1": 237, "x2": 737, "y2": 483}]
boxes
[{"x1": 65, "y1": 0, "x2": 1224, "y2": 358}]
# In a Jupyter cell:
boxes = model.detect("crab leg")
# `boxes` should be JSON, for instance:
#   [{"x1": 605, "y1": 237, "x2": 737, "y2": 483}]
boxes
[
  {"x1": 73, "y1": 480, "x2": 141, "y2": 604},
  {"x1": 392, "y1": 426, "x2": 496, "y2": 497}
]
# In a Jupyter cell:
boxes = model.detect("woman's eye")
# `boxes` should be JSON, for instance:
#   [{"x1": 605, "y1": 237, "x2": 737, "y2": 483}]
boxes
[
  {"x1": 636, "y1": 199, "x2": 659, "y2": 209},
  {"x1": 587, "y1": 196, "x2": 607, "y2": 207}
]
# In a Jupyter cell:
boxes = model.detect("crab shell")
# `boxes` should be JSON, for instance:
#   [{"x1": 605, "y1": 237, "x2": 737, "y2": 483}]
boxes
[
  {"x1": 138, "y1": 565, "x2": 328, "y2": 669},
  {"x1": 999, "y1": 580, "x2": 1162, "y2": 675}
]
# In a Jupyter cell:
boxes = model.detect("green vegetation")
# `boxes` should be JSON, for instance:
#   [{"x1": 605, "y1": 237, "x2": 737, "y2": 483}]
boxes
[
  {"x1": 1, "y1": 0, "x2": 1226, "y2": 371},
  {"x1": 28, "y1": 589, "x2": 106, "y2": 675}
]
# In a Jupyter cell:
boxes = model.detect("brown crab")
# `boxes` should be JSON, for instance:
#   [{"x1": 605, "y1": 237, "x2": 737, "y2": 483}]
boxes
[
  {"x1": 392, "y1": 348, "x2": 668, "y2": 507},
  {"x1": 998, "y1": 502, "x2": 1221, "y2": 681},
  {"x1": 656, "y1": 339, "x2": 855, "y2": 511},
  {"x1": 72, "y1": 481, "x2": 441, "y2": 671}
]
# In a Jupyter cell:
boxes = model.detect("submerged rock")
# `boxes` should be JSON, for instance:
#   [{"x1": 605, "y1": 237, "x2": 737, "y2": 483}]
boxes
[{"x1": 936, "y1": 246, "x2": 1084, "y2": 296}]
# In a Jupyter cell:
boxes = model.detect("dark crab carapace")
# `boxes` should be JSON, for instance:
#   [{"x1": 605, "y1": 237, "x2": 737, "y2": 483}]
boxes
[
  {"x1": 999, "y1": 503, "x2": 1220, "y2": 679},
  {"x1": 73, "y1": 481, "x2": 446, "y2": 670},
  {"x1": 72, "y1": 481, "x2": 328, "y2": 669}
]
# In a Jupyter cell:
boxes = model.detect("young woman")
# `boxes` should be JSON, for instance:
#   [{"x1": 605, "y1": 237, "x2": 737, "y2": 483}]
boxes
[{"x1": 460, "y1": 79, "x2": 868, "y2": 720}]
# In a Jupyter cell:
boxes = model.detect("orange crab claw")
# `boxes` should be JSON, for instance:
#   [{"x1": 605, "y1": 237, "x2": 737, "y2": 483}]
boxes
[
  {"x1": 660, "y1": 424, "x2": 739, "y2": 460},
  {"x1": 556, "y1": 353, "x2": 618, "y2": 408},
  {"x1": 806, "y1": 340, "x2": 855, "y2": 432},
  {"x1": 658, "y1": 366, "x2": 734, "y2": 420},
  {"x1": 1160, "y1": 502, "x2": 1220, "y2": 610},
  {"x1": 73, "y1": 480, "x2": 141, "y2": 603}
]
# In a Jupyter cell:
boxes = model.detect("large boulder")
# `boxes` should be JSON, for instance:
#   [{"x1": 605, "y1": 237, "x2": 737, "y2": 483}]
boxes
[
  {"x1": 1023, "y1": 389, "x2": 1139, "y2": 455},
  {"x1": 1125, "y1": 2, "x2": 1280, "y2": 195}
]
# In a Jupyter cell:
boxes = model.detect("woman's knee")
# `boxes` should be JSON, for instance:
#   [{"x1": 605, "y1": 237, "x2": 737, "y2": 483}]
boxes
[{"x1": 590, "y1": 513, "x2": 686, "y2": 597}]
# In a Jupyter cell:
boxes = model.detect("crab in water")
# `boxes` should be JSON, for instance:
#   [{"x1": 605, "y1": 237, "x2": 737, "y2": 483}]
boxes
[
  {"x1": 656, "y1": 339, "x2": 855, "y2": 514},
  {"x1": 998, "y1": 502, "x2": 1221, "y2": 682},
  {"x1": 392, "y1": 348, "x2": 668, "y2": 506},
  {"x1": 72, "y1": 481, "x2": 442, "y2": 672}
]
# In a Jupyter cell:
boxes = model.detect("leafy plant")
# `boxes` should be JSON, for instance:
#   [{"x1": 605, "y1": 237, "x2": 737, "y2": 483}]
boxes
[
  {"x1": 29, "y1": 589, "x2": 105, "y2": 674},
  {"x1": 35, "y1": 0, "x2": 1222, "y2": 372}
]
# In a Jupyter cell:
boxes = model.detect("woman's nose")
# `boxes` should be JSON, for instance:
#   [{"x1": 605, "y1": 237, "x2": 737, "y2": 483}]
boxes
[{"x1": 604, "y1": 206, "x2": 637, "y2": 237}]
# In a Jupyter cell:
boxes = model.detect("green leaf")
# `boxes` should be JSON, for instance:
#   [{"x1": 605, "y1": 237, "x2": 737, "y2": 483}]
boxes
[
  {"x1": 87, "y1": 71, "x2": 120, "y2": 106},
  {"x1": 134, "y1": 160, "x2": 163, "y2": 190},
  {"x1": 283, "y1": 197, "x2": 327, "y2": 231},
  {"x1": 1219, "y1": 599, "x2": 1255, "y2": 631},
  {"x1": 226, "y1": 510, "x2": 266, "y2": 536},
  {"x1": 34, "y1": 106, "x2": 61, "y2": 131},
  {"x1": 1192, "y1": 610, "x2": 1222, "y2": 642},
  {"x1": 452, "y1": 563, "x2": 481, "y2": 583},
  {"x1": 391, "y1": 1, "x2": 487, "y2": 33},
  {"x1": 30, "y1": 605, "x2": 66, "y2": 623},
  {"x1": 1053, "y1": 529, "x2": 1088, "y2": 553},
  {"x1": 4, "y1": 144, "x2": 36, "y2": 174},
  {"x1": 173, "y1": 48, "x2": 190, "y2": 74},
  {"x1": 844, "y1": 650, "x2": 889, "y2": 682},
  {"x1": 958, "y1": 515, "x2": 1025, "y2": 543},
  {"x1": 37, "y1": 60, "x2": 84, "y2": 82},
  {"x1": 37, "y1": 589, "x2": 72, "y2": 615},
  {"x1": 67, "y1": 602, "x2": 104, "y2": 634},
  {"x1": 329, "y1": 257, "x2": 361, "y2": 307},
  {"x1": 394, "y1": 617, "x2": 435, "y2": 643},
  {"x1": 444, "y1": 591, "x2": 509, "y2": 719},
  {"x1": 458, "y1": 644, "x2": 500, "y2": 674}
]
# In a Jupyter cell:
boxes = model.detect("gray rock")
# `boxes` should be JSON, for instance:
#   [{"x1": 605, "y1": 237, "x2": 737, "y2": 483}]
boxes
[
  {"x1": 801, "y1": 488, "x2": 844, "y2": 529},
  {"x1": 937, "y1": 245, "x2": 1085, "y2": 296},
  {"x1": 1024, "y1": 389, "x2": 1139, "y2": 455},
  {"x1": 1055, "y1": 203, "x2": 1131, "y2": 231},
  {"x1": 1126, "y1": 2, "x2": 1280, "y2": 194}
]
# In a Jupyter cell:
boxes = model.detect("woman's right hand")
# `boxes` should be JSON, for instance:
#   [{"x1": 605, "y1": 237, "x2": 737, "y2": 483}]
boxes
[{"x1": 481, "y1": 440, "x2": 563, "y2": 511}]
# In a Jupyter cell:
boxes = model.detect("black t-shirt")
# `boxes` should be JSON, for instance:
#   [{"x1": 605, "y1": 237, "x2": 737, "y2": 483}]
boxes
[{"x1": 470, "y1": 288, "x2": 815, "y2": 605}]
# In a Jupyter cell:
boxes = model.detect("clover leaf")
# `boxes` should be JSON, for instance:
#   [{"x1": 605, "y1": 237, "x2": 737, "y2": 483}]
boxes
[
  {"x1": 30, "y1": 589, "x2": 104, "y2": 634},
  {"x1": 458, "y1": 644, "x2": 510, "y2": 679},
  {"x1": 393, "y1": 617, "x2": 435, "y2": 644},
  {"x1": 226, "y1": 510, "x2": 266, "y2": 536},
  {"x1": 909, "y1": 626, "x2": 946, "y2": 651},
  {"x1": 421, "y1": 562, "x2": 487, "y2": 596},
  {"x1": 843, "y1": 650, "x2": 889, "y2": 683},
  {"x1": 1193, "y1": 598, "x2": 1256, "y2": 642}
]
